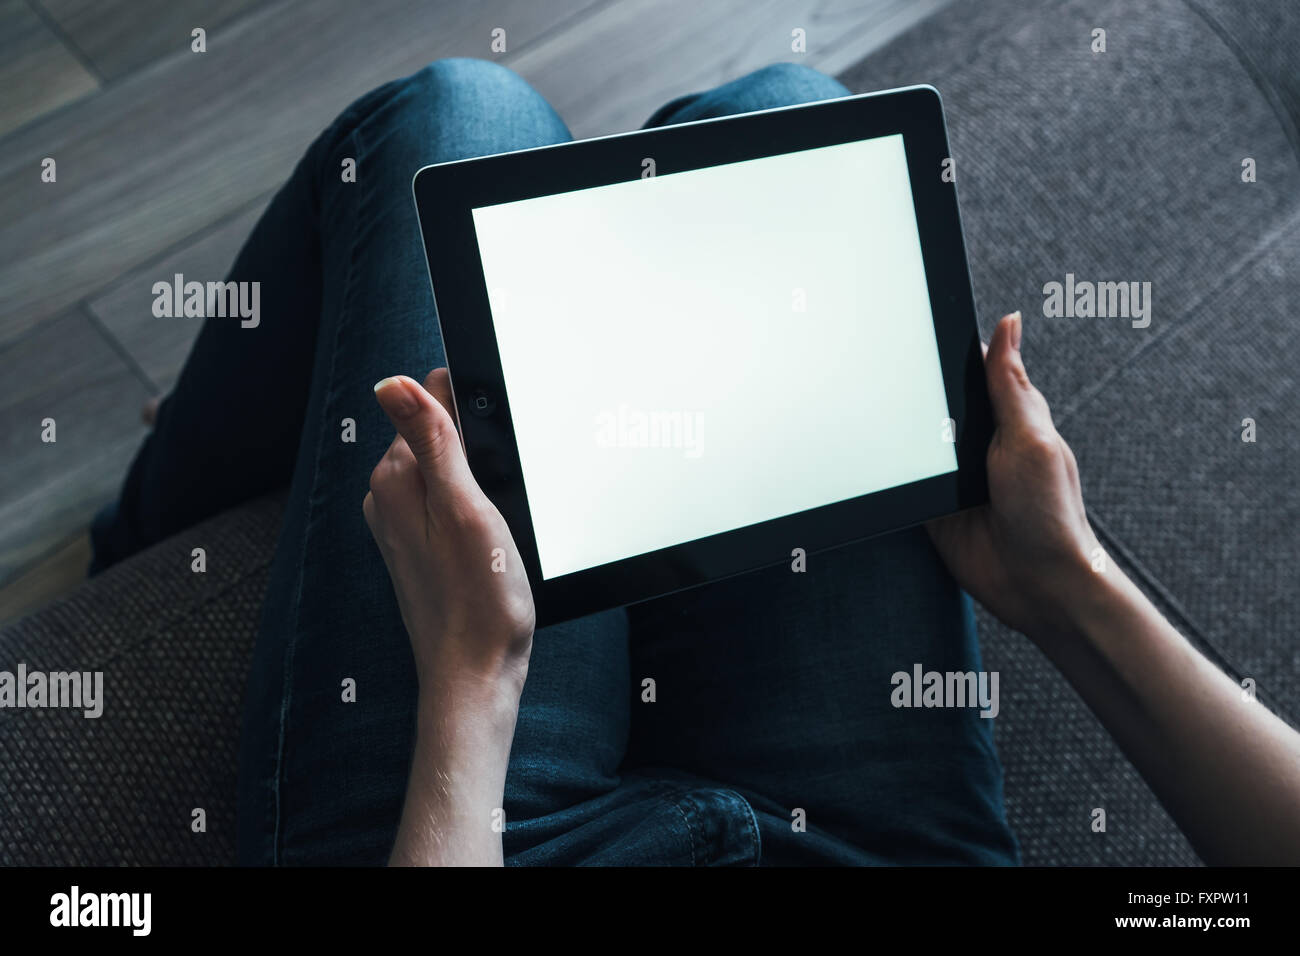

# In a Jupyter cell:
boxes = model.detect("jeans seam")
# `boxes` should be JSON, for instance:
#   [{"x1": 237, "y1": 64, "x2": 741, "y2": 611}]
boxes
[
  {"x1": 270, "y1": 124, "x2": 365, "y2": 866},
  {"x1": 734, "y1": 789, "x2": 762, "y2": 866},
  {"x1": 668, "y1": 793, "x2": 698, "y2": 867}
]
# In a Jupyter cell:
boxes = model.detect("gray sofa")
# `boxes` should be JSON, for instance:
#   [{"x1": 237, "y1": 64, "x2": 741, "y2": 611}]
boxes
[{"x1": 3, "y1": 0, "x2": 1297, "y2": 865}]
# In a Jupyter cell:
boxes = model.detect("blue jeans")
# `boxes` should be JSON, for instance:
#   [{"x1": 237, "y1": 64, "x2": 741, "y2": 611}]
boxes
[{"x1": 91, "y1": 59, "x2": 1018, "y2": 866}]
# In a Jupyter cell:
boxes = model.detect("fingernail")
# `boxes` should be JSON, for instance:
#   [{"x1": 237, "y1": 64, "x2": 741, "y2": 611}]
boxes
[
  {"x1": 374, "y1": 377, "x2": 417, "y2": 414},
  {"x1": 1008, "y1": 311, "x2": 1022, "y2": 350}
]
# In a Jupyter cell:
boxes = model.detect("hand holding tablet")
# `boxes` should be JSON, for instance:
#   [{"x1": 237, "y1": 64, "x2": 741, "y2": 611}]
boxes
[{"x1": 413, "y1": 85, "x2": 991, "y2": 625}]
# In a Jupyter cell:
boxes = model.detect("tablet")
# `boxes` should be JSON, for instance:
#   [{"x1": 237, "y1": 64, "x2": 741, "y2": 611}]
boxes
[{"x1": 413, "y1": 84, "x2": 992, "y2": 627}]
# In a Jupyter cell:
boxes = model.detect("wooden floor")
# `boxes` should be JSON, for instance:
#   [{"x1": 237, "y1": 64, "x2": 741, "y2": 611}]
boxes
[{"x1": 0, "y1": 0, "x2": 953, "y2": 622}]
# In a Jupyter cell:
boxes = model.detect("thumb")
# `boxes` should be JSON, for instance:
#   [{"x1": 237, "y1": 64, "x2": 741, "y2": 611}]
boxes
[
  {"x1": 373, "y1": 375, "x2": 473, "y2": 492},
  {"x1": 983, "y1": 311, "x2": 1047, "y2": 432}
]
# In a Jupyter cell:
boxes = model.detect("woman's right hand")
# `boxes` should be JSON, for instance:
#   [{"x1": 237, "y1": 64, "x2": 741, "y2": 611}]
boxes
[
  {"x1": 365, "y1": 369, "x2": 534, "y2": 694},
  {"x1": 367, "y1": 370, "x2": 533, "y2": 866},
  {"x1": 925, "y1": 312, "x2": 1105, "y2": 643}
]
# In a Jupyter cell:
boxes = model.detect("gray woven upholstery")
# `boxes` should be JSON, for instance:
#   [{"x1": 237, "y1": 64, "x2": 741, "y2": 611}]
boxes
[
  {"x1": 3, "y1": 0, "x2": 1296, "y2": 866},
  {"x1": 0, "y1": 495, "x2": 282, "y2": 865}
]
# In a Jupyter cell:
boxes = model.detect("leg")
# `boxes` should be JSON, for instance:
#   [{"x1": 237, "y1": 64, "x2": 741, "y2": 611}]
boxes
[
  {"x1": 641, "y1": 61, "x2": 851, "y2": 127},
  {"x1": 232, "y1": 60, "x2": 632, "y2": 864},
  {"x1": 88, "y1": 105, "x2": 345, "y2": 570},
  {"x1": 625, "y1": 64, "x2": 1019, "y2": 865}
]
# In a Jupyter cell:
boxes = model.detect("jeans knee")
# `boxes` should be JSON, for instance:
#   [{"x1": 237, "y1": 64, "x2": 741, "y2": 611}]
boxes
[
  {"x1": 412, "y1": 57, "x2": 533, "y2": 104},
  {"x1": 324, "y1": 58, "x2": 566, "y2": 180},
  {"x1": 750, "y1": 61, "x2": 819, "y2": 82},
  {"x1": 743, "y1": 62, "x2": 847, "y2": 103},
  {"x1": 668, "y1": 62, "x2": 849, "y2": 124},
  {"x1": 392, "y1": 58, "x2": 569, "y2": 160}
]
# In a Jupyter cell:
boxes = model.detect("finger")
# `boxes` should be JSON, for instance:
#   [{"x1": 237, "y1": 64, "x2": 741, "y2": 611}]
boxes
[
  {"x1": 379, "y1": 433, "x2": 421, "y2": 487},
  {"x1": 387, "y1": 432, "x2": 416, "y2": 467},
  {"x1": 421, "y1": 366, "x2": 455, "y2": 415},
  {"x1": 373, "y1": 375, "x2": 474, "y2": 494},
  {"x1": 367, "y1": 435, "x2": 421, "y2": 506},
  {"x1": 983, "y1": 311, "x2": 1050, "y2": 432}
]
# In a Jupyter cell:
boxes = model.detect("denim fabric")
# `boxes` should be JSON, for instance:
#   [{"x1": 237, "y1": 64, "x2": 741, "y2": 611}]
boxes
[{"x1": 91, "y1": 59, "x2": 1018, "y2": 866}]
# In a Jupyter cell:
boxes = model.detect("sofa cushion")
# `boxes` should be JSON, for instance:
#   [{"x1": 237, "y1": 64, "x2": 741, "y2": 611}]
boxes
[{"x1": 0, "y1": 495, "x2": 283, "y2": 865}]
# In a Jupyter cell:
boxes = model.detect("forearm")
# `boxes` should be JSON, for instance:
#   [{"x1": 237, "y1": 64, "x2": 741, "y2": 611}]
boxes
[
  {"x1": 1036, "y1": 567, "x2": 1300, "y2": 865},
  {"x1": 388, "y1": 674, "x2": 522, "y2": 867}
]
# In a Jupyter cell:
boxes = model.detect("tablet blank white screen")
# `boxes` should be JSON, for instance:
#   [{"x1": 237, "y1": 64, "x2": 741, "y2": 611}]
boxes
[{"x1": 471, "y1": 133, "x2": 956, "y2": 580}]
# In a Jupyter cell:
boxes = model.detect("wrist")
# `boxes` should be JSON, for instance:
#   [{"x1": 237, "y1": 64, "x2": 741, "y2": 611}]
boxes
[
  {"x1": 1033, "y1": 557, "x2": 1136, "y2": 649},
  {"x1": 412, "y1": 620, "x2": 531, "y2": 690},
  {"x1": 418, "y1": 651, "x2": 526, "y2": 714},
  {"x1": 414, "y1": 671, "x2": 524, "y2": 766}
]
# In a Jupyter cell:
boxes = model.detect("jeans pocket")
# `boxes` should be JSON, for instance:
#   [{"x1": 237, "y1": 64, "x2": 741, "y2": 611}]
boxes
[{"x1": 670, "y1": 787, "x2": 762, "y2": 867}]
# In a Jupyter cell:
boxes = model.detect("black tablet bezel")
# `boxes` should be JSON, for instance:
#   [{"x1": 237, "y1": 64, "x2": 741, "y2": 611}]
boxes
[{"x1": 413, "y1": 85, "x2": 992, "y2": 627}]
